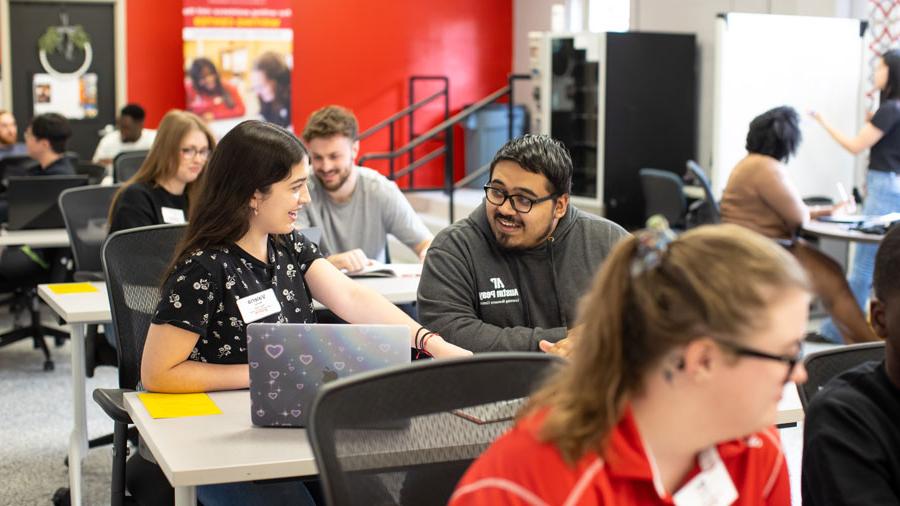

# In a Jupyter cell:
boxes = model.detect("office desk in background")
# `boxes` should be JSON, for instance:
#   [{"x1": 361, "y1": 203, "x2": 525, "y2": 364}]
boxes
[
  {"x1": 802, "y1": 220, "x2": 885, "y2": 244},
  {"x1": 0, "y1": 227, "x2": 69, "y2": 248},
  {"x1": 36, "y1": 282, "x2": 110, "y2": 506}
]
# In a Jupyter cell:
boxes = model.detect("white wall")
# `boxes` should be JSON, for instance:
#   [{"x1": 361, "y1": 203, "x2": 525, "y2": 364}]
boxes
[{"x1": 512, "y1": 0, "x2": 870, "y2": 193}]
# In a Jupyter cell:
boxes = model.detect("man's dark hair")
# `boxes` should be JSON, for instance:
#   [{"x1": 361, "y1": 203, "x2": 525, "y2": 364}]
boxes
[
  {"x1": 489, "y1": 134, "x2": 573, "y2": 195},
  {"x1": 874, "y1": 223, "x2": 900, "y2": 302},
  {"x1": 745, "y1": 106, "x2": 802, "y2": 162},
  {"x1": 121, "y1": 103, "x2": 146, "y2": 122},
  {"x1": 29, "y1": 113, "x2": 71, "y2": 154}
]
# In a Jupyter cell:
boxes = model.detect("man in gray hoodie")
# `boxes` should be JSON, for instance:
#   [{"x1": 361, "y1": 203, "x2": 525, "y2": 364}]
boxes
[{"x1": 417, "y1": 134, "x2": 628, "y2": 353}]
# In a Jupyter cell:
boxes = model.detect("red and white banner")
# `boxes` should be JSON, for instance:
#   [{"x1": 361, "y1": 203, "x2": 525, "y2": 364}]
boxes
[{"x1": 183, "y1": 0, "x2": 294, "y2": 137}]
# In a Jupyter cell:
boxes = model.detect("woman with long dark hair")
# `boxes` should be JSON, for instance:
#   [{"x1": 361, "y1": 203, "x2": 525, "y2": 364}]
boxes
[
  {"x1": 721, "y1": 106, "x2": 877, "y2": 343},
  {"x1": 451, "y1": 222, "x2": 809, "y2": 505},
  {"x1": 141, "y1": 120, "x2": 470, "y2": 505},
  {"x1": 812, "y1": 48, "x2": 900, "y2": 342},
  {"x1": 108, "y1": 109, "x2": 215, "y2": 233},
  {"x1": 185, "y1": 57, "x2": 246, "y2": 121}
]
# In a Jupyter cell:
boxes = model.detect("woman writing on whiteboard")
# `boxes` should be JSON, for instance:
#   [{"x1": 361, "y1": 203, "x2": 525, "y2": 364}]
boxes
[
  {"x1": 811, "y1": 48, "x2": 900, "y2": 343},
  {"x1": 721, "y1": 106, "x2": 877, "y2": 343}
]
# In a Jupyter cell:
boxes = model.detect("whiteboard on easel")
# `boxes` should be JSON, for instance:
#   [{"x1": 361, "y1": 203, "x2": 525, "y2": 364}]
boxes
[{"x1": 712, "y1": 13, "x2": 865, "y2": 200}]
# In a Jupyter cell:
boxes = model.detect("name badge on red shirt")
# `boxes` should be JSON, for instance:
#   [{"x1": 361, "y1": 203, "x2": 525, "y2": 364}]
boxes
[{"x1": 673, "y1": 448, "x2": 738, "y2": 506}]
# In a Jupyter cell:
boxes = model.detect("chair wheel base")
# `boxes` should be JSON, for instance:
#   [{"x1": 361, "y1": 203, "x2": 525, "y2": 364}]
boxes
[{"x1": 51, "y1": 487, "x2": 70, "y2": 506}]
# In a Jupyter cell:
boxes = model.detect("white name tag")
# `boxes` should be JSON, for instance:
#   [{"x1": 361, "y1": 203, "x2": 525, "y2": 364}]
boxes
[
  {"x1": 161, "y1": 206, "x2": 186, "y2": 224},
  {"x1": 236, "y1": 288, "x2": 281, "y2": 324},
  {"x1": 672, "y1": 448, "x2": 738, "y2": 506}
]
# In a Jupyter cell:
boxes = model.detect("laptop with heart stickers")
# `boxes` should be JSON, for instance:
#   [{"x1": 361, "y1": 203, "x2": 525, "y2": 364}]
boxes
[{"x1": 246, "y1": 323, "x2": 410, "y2": 427}]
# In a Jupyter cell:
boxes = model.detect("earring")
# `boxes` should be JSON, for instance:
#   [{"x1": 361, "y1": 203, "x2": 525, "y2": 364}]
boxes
[{"x1": 252, "y1": 207, "x2": 258, "y2": 216}]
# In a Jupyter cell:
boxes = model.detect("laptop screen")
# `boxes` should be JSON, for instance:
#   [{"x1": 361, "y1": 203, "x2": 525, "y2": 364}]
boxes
[{"x1": 6, "y1": 175, "x2": 89, "y2": 230}]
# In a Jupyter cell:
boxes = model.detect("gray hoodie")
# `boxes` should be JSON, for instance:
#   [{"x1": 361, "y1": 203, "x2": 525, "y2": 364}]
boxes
[{"x1": 417, "y1": 202, "x2": 629, "y2": 352}]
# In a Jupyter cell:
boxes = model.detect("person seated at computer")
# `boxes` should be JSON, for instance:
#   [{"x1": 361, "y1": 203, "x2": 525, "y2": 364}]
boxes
[
  {"x1": 0, "y1": 110, "x2": 27, "y2": 160},
  {"x1": 185, "y1": 57, "x2": 246, "y2": 122},
  {"x1": 108, "y1": 110, "x2": 214, "y2": 234},
  {"x1": 417, "y1": 134, "x2": 628, "y2": 353},
  {"x1": 802, "y1": 224, "x2": 900, "y2": 505},
  {"x1": 450, "y1": 221, "x2": 809, "y2": 506},
  {"x1": 141, "y1": 120, "x2": 470, "y2": 505},
  {"x1": 92, "y1": 103, "x2": 156, "y2": 169},
  {"x1": 720, "y1": 106, "x2": 877, "y2": 344},
  {"x1": 295, "y1": 105, "x2": 433, "y2": 272},
  {"x1": 23, "y1": 113, "x2": 74, "y2": 176}
]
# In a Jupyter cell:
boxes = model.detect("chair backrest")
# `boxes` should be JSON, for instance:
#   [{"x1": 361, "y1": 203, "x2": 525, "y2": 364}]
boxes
[
  {"x1": 309, "y1": 352, "x2": 562, "y2": 506},
  {"x1": 639, "y1": 168, "x2": 686, "y2": 225},
  {"x1": 101, "y1": 224, "x2": 186, "y2": 389},
  {"x1": 797, "y1": 341, "x2": 886, "y2": 410},
  {"x1": 59, "y1": 184, "x2": 121, "y2": 274},
  {"x1": 75, "y1": 162, "x2": 107, "y2": 185},
  {"x1": 685, "y1": 160, "x2": 720, "y2": 223},
  {"x1": 113, "y1": 150, "x2": 149, "y2": 183}
]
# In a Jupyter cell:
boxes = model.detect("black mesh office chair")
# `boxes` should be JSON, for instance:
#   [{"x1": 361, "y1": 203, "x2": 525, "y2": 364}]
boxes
[
  {"x1": 684, "y1": 160, "x2": 720, "y2": 226},
  {"x1": 92, "y1": 224, "x2": 186, "y2": 506},
  {"x1": 639, "y1": 168, "x2": 686, "y2": 227},
  {"x1": 75, "y1": 162, "x2": 108, "y2": 185},
  {"x1": 309, "y1": 353, "x2": 562, "y2": 506},
  {"x1": 797, "y1": 341, "x2": 886, "y2": 410},
  {"x1": 60, "y1": 184, "x2": 121, "y2": 378},
  {"x1": 113, "y1": 150, "x2": 149, "y2": 183}
]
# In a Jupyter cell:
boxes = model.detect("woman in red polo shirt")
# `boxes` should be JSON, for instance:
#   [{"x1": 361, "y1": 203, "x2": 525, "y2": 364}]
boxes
[{"x1": 451, "y1": 220, "x2": 809, "y2": 506}]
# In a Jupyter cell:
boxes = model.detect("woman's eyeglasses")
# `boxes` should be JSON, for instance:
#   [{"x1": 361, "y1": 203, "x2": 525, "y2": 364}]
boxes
[
  {"x1": 180, "y1": 147, "x2": 210, "y2": 160},
  {"x1": 716, "y1": 339, "x2": 804, "y2": 383}
]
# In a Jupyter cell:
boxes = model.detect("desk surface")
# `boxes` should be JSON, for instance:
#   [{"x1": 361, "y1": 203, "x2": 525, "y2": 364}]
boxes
[
  {"x1": 126, "y1": 382, "x2": 804, "y2": 489},
  {"x1": 803, "y1": 220, "x2": 884, "y2": 243},
  {"x1": 37, "y1": 274, "x2": 420, "y2": 324},
  {"x1": 0, "y1": 227, "x2": 69, "y2": 248},
  {"x1": 37, "y1": 282, "x2": 109, "y2": 324}
]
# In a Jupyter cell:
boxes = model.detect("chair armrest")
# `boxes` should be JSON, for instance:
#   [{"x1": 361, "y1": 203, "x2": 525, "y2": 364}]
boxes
[
  {"x1": 74, "y1": 271, "x2": 105, "y2": 282},
  {"x1": 92, "y1": 388, "x2": 134, "y2": 424}
]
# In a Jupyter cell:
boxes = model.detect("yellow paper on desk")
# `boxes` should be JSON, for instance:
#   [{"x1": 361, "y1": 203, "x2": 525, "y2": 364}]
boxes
[
  {"x1": 47, "y1": 283, "x2": 99, "y2": 294},
  {"x1": 138, "y1": 393, "x2": 222, "y2": 419}
]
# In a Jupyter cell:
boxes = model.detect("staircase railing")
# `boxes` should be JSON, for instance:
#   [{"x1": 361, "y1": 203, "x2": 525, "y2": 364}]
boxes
[{"x1": 358, "y1": 73, "x2": 530, "y2": 223}]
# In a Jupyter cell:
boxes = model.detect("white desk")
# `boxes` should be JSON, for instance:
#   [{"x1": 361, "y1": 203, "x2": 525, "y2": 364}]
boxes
[
  {"x1": 36, "y1": 275, "x2": 420, "y2": 506},
  {"x1": 802, "y1": 220, "x2": 884, "y2": 244},
  {"x1": 125, "y1": 384, "x2": 805, "y2": 506},
  {"x1": 36, "y1": 282, "x2": 110, "y2": 506},
  {"x1": 125, "y1": 391, "x2": 318, "y2": 505},
  {"x1": 0, "y1": 227, "x2": 69, "y2": 248},
  {"x1": 776, "y1": 382, "x2": 803, "y2": 427}
]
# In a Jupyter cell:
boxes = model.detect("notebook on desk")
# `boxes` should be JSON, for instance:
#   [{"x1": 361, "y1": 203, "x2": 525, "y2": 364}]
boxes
[{"x1": 247, "y1": 323, "x2": 410, "y2": 427}]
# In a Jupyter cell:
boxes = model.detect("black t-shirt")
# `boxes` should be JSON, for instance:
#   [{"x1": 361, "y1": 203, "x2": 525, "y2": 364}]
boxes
[
  {"x1": 26, "y1": 156, "x2": 74, "y2": 176},
  {"x1": 802, "y1": 360, "x2": 900, "y2": 505},
  {"x1": 108, "y1": 182, "x2": 189, "y2": 234},
  {"x1": 152, "y1": 230, "x2": 324, "y2": 364},
  {"x1": 870, "y1": 100, "x2": 900, "y2": 172}
]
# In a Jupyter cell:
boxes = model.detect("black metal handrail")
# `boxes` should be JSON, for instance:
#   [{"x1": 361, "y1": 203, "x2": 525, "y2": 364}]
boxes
[{"x1": 358, "y1": 73, "x2": 530, "y2": 223}]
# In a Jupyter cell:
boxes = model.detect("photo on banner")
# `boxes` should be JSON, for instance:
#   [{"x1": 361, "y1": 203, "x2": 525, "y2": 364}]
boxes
[{"x1": 183, "y1": 0, "x2": 293, "y2": 138}]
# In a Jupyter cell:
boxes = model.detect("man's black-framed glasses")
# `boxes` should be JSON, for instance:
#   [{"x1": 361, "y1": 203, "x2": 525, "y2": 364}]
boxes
[
  {"x1": 716, "y1": 339, "x2": 803, "y2": 383},
  {"x1": 483, "y1": 185, "x2": 559, "y2": 214}
]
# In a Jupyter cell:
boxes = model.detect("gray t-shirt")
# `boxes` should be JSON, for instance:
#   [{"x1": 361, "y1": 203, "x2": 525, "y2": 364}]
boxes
[{"x1": 295, "y1": 166, "x2": 431, "y2": 262}]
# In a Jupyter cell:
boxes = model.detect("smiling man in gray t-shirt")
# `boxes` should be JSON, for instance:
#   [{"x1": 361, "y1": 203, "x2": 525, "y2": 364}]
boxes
[{"x1": 295, "y1": 105, "x2": 432, "y2": 271}]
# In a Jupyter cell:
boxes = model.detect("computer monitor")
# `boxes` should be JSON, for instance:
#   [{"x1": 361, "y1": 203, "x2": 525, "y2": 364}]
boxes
[{"x1": 6, "y1": 175, "x2": 89, "y2": 230}]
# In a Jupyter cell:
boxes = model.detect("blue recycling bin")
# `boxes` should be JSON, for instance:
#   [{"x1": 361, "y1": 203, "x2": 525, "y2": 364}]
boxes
[{"x1": 462, "y1": 104, "x2": 527, "y2": 188}]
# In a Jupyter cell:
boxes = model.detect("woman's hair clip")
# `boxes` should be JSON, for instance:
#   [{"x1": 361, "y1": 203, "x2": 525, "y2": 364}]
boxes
[{"x1": 631, "y1": 215, "x2": 677, "y2": 277}]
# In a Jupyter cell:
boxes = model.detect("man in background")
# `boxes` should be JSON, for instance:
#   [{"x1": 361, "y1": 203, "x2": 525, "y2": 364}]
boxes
[
  {"x1": 93, "y1": 103, "x2": 156, "y2": 168},
  {"x1": 0, "y1": 110, "x2": 27, "y2": 160},
  {"x1": 24, "y1": 113, "x2": 74, "y2": 176},
  {"x1": 295, "y1": 105, "x2": 432, "y2": 272}
]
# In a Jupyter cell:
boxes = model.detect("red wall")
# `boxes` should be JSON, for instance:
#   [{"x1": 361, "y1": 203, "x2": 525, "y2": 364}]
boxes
[{"x1": 126, "y1": 0, "x2": 513, "y2": 186}]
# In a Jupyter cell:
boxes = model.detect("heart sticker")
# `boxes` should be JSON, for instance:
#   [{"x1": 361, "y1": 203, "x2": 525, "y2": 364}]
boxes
[
  {"x1": 269, "y1": 371, "x2": 280, "y2": 379},
  {"x1": 333, "y1": 362, "x2": 345, "y2": 371},
  {"x1": 265, "y1": 344, "x2": 284, "y2": 359},
  {"x1": 299, "y1": 354, "x2": 313, "y2": 365},
  {"x1": 249, "y1": 361, "x2": 259, "y2": 369},
  {"x1": 268, "y1": 392, "x2": 278, "y2": 400}
]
